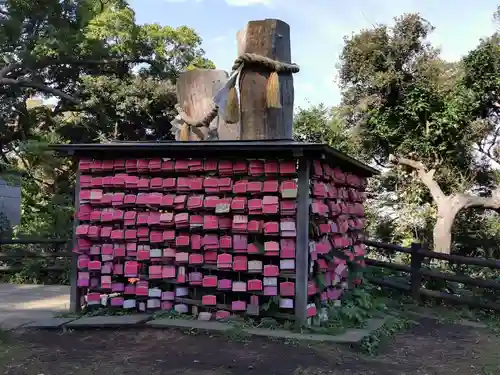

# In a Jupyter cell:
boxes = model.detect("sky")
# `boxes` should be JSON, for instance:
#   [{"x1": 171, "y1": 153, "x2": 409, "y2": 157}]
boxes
[{"x1": 129, "y1": 0, "x2": 499, "y2": 109}]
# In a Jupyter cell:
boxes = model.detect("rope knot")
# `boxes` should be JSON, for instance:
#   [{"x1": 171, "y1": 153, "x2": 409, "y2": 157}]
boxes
[
  {"x1": 172, "y1": 103, "x2": 219, "y2": 141},
  {"x1": 224, "y1": 53, "x2": 300, "y2": 122},
  {"x1": 173, "y1": 52, "x2": 301, "y2": 138},
  {"x1": 231, "y1": 53, "x2": 300, "y2": 74}
]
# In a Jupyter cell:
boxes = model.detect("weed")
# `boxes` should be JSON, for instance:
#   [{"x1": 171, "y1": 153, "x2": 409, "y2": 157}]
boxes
[
  {"x1": 0, "y1": 329, "x2": 11, "y2": 345},
  {"x1": 308, "y1": 283, "x2": 388, "y2": 336},
  {"x1": 80, "y1": 307, "x2": 136, "y2": 317},
  {"x1": 224, "y1": 326, "x2": 251, "y2": 343},
  {"x1": 183, "y1": 328, "x2": 199, "y2": 336},
  {"x1": 152, "y1": 310, "x2": 195, "y2": 320},
  {"x1": 360, "y1": 316, "x2": 414, "y2": 355}
]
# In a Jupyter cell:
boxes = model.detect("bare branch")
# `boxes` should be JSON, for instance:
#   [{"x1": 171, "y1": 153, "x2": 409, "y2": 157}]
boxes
[
  {"x1": 389, "y1": 154, "x2": 446, "y2": 203},
  {"x1": 476, "y1": 144, "x2": 500, "y2": 165},
  {"x1": 390, "y1": 154, "x2": 500, "y2": 213},
  {"x1": 372, "y1": 155, "x2": 389, "y2": 168}
]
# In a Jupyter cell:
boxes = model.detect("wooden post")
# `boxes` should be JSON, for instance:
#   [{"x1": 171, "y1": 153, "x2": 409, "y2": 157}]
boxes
[
  {"x1": 410, "y1": 242, "x2": 423, "y2": 302},
  {"x1": 70, "y1": 168, "x2": 82, "y2": 313},
  {"x1": 295, "y1": 157, "x2": 310, "y2": 326},
  {"x1": 236, "y1": 19, "x2": 294, "y2": 140},
  {"x1": 176, "y1": 69, "x2": 240, "y2": 140}
]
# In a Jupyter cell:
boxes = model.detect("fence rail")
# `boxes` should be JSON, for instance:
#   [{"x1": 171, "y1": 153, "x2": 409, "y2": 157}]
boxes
[
  {"x1": 2, "y1": 237, "x2": 500, "y2": 312},
  {"x1": 0, "y1": 238, "x2": 71, "y2": 272},
  {"x1": 364, "y1": 240, "x2": 500, "y2": 312}
]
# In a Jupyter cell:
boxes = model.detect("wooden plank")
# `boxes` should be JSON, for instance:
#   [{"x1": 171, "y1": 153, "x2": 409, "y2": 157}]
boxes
[
  {"x1": 365, "y1": 275, "x2": 410, "y2": 292},
  {"x1": 294, "y1": 157, "x2": 309, "y2": 325},
  {"x1": 236, "y1": 19, "x2": 294, "y2": 140},
  {"x1": 419, "y1": 288, "x2": 500, "y2": 312},
  {"x1": 0, "y1": 266, "x2": 68, "y2": 272},
  {"x1": 70, "y1": 170, "x2": 81, "y2": 313},
  {"x1": 365, "y1": 259, "x2": 412, "y2": 272},
  {"x1": 420, "y1": 268, "x2": 500, "y2": 290},
  {"x1": 410, "y1": 243, "x2": 423, "y2": 301},
  {"x1": 417, "y1": 249, "x2": 500, "y2": 269},
  {"x1": 0, "y1": 238, "x2": 68, "y2": 245},
  {"x1": 0, "y1": 252, "x2": 71, "y2": 259},
  {"x1": 365, "y1": 239, "x2": 500, "y2": 269},
  {"x1": 176, "y1": 69, "x2": 240, "y2": 140},
  {"x1": 363, "y1": 239, "x2": 412, "y2": 254}
]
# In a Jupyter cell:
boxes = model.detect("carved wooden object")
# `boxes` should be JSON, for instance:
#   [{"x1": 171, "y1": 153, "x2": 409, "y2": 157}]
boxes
[
  {"x1": 175, "y1": 69, "x2": 240, "y2": 140},
  {"x1": 236, "y1": 19, "x2": 294, "y2": 140}
]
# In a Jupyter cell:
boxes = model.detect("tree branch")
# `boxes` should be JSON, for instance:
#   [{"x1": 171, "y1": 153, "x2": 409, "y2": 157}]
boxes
[
  {"x1": 0, "y1": 147, "x2": 10, "y2": 165},
  {"x1": 389, "y1": 154, "x2": 446, "y2": 203},
  {"x1": 373, "y1": 155, "x2": 389, "y2": 168},
  {"x1": 0, "y1": 62, "x2": 19, "y2": 79},
  {"x1": 0, "y1": 56, "x2": 165, "y2": 105},
  {"x1": 0, "y1": 78, "x2": 81, "y2": 104},
  {"x1": 390, "y1": 154, "x2": 500, "y2": 213},
  {"x1": 0, "y1": 57, "x2": 161, "y2": 80},
  {"x1": 458, "y1": 186, "x2": 500, "y2": 210}
]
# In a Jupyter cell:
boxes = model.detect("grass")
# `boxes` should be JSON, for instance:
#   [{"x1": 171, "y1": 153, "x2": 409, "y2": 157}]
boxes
[{"x1": 359, "y1": 315, "x2": 414, "y2": 355}]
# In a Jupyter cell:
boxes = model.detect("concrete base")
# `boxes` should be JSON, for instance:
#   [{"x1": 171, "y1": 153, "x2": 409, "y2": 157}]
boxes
[
  {"x1": 147, "y1": 319, "x2": 233, "y2": 331},
  {"x1": 66, "y1": 314, "x2": 151, "y2": 328},
  {"x1": 0, "y1": 283, "x2": 391, "y2": 343},
  {"x1": 24, "y1": 317, "x2": 77, "y2": 329},
  {"x1": 146, "y1": 317, "x2": 388, "y2": 343},
  {"x1": 20, "y1": 312, "x2": 389, "y2": 345}
]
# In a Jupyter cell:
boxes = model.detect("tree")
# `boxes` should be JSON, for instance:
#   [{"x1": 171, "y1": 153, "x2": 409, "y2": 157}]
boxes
[
  {"x1": 338, "y1": 12, "x2": 500, "y2": 253},
  {"x1": 0, "y1": 0, "x2": 215, "y2": 238},
  {"x1": 60, "y1": 75, "x2": 178, "y2": 142},
  {"x1": 0, "y1": 0, "x2": 214, "y2": 149},
  {"x1": 293, "y1": 103, "x2": 368, "y2": 161}
]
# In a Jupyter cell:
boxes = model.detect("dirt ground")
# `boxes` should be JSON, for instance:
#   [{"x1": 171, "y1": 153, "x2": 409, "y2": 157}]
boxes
[{"x1": 1, "y1": 317, "x2": 499, "y2": 375}]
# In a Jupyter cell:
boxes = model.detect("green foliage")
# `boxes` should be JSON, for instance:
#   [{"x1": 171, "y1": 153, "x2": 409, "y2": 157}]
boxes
[
  {"x1": 360, "y1": 316, "x2": 413, "y2": 355},
  {"x1": 0, "y1": 1, "x2": 214, "y2": 284},
  {"x1": 294, "y1": 9, "x2": 500, "y2": 309},
  {"x1": 0, "y1": 212, "x2": 11, "y2": 239},
  {"x1": 0, "y1": 0, "x2": 214, "y2": 230},
  {"x1": 337, "y1": 10, "x2": 500, "y2": 255},
  {"x1": 0, "y1": 240, "x2": 70, "y2": 285},
  {"x1": 334, "y1": 286, "x2": 382, "y2": 324},
  {"x1": 66, "y1": 75, "x2": 178, "y2": 142},
  {"x1": 310, "y1": 283, "x2": 387, "y2": 336},
  {"x1": 293, "y1": 104, "x2": 368, "y2": 161},
  {"x1": 1, "y1": 257, "x2": 70, "y2": 285},
  {"x1": 339, "y1": 13, "x2": 484, "y2": 185}
]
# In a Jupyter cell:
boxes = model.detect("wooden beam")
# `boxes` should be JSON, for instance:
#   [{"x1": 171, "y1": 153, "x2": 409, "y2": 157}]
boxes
[
  {"x1": 176, "y1": 69, "x2": 240, "y2": 140},
  {"x1": 236, "y1": 19, "x2": 294, "y2": 140}
]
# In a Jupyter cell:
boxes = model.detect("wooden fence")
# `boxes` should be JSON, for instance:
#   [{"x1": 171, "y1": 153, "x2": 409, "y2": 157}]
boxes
[
  {"x1": 0, "y1": 238, "x2": 71, "y2": 273},
  {"x1": 2, "y1": 237, "x2": 500, "y2": 313},
  {"x1": 364, "y1": 240, "x2": 500, "y2": 311}
]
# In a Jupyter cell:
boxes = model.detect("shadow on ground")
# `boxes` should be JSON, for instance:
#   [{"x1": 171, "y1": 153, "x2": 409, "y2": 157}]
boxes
[{"x1": 1, "y1": 317, "x2": 499, "y2": 375}]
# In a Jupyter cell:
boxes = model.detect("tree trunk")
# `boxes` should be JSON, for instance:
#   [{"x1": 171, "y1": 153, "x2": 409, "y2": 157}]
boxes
[
  {"x1": 388, "y1": 155, "x2": 500, "y2": 254},
  {"x1": 433, "y1": 206, "x2": 457, "y2": 254}
]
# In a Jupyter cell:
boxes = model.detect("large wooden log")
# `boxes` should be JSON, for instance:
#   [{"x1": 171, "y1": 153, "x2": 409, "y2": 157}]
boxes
[
  {"x1": 176, "y1": 69, "x2": 240, "y2": 140},
  {"x1": 236, "y1": 19, "x2": 294, "y2": 140}
]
